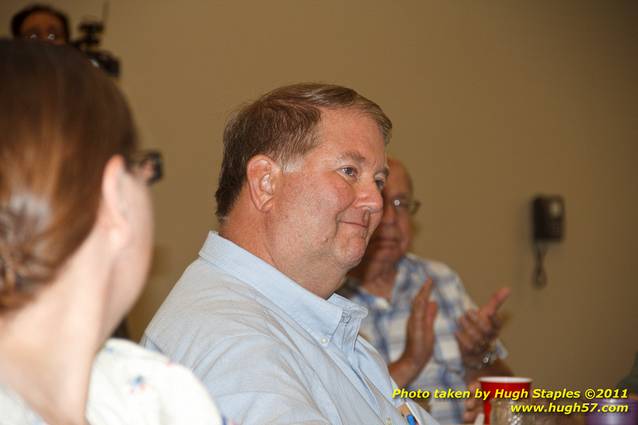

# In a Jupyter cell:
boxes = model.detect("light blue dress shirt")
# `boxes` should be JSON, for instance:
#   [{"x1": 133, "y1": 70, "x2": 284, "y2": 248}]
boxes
[{"x1": 142, "y1": 232, "x2": 436, "y2": 425}]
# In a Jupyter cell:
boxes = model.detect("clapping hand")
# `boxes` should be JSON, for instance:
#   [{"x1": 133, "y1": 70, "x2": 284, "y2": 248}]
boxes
[
  {"x1": 455, "y1": 287, "x2": 510, "y2": 367},
  {"x1": 389, "y1": 278, "x2": 438, "y2": 387}
]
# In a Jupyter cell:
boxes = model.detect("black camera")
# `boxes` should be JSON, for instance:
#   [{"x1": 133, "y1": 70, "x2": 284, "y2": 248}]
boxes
[{"x1": 72, "y1": 20, "x2": 120, "y2": 78}]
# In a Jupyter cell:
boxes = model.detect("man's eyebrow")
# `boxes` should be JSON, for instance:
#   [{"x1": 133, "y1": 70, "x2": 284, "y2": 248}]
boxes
[
  {"x1": 336, "y1": 151, "x2": 388, "y2": 177},
  {"x1": 336, "y1": 151, "x2": 366, "y2": 165}
]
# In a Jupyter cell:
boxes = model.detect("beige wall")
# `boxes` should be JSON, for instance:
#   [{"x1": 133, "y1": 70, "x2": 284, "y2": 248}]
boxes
[{"x1": 2, "y1": 0, "x2": 636, "y2": 391}]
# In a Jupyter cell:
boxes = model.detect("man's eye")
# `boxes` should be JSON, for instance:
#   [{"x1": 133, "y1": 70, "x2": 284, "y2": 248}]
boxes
[
  {"x1": 375, "y1": 179, "x2": 385, "y2": 190},
  {"x1": 341, "y1": 167, "x2": 357, "y2": 177}
]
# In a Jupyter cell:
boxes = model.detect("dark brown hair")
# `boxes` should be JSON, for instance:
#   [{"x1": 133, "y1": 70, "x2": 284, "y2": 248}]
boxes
[
  {"x1": 0, "y1": 39, "x2": 137, "y2": 311},
  {"x1": 215, "y1": 83, "x2": 392, "y2": 220}
]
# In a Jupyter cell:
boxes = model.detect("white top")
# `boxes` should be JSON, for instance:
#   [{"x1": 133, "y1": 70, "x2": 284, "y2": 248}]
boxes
[{"x1": 0, "y1": 338, "x2": 225, "y2": 425}]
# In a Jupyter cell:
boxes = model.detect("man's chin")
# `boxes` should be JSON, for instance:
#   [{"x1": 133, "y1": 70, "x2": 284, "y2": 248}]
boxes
[
  {"x1": 366, "y1": 240, "x2": 400, "y2": 256},
  {"x1": 369, "y1": 236, "x2": 400, "y2": 247},
  {"x1": 337, "y1": 243, "x2": 369, "y2": 270}
]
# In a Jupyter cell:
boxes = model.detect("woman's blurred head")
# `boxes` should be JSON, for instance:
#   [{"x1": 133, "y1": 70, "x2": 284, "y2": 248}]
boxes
[{"x1": 0, "y1": 39, "x2": 152, "y2": 318}]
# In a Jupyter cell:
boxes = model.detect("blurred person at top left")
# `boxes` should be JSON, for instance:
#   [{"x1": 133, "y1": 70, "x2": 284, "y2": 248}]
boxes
[{"x1": 11, "y1": 3, "x2": 70, "y2": 45}]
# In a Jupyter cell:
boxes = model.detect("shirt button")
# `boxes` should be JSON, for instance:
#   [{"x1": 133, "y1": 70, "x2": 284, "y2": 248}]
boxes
[
  {"x1": 385, "y1": 417, "x2": 392, "y2": 425},
  {"x1": 320, "y1": 337, "x2": 328, "y2": 345}
]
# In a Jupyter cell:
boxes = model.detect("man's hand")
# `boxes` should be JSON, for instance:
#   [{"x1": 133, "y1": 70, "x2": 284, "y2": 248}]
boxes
[
  {"x1": 456, "y1": 287, "x2": 510, "y2": 367},
  {"x1": 463, "y1": 380, "x2": 482, "y2": 423},
  {"x1": 405, "y1": 278, "x2": 438, "y2": 369},
  {"x1": 388, "y1": 278, "x2": 438, "y2": 387}
]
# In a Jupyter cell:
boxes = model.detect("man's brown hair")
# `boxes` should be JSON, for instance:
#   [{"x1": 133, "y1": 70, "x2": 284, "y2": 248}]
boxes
[{"x1": 215, "y1": 83, "x2": 392, "y2": 221}]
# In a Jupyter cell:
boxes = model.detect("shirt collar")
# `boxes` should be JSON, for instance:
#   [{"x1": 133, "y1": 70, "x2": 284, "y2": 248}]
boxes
[{"x1": 198, "y1": 231, "x2": 367, "y2": 347}]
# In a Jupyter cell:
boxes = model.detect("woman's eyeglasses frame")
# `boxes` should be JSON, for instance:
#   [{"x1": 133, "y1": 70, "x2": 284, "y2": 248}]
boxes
[{"x1": 126, "y1": 150, "x2": 163, "y2": 186}]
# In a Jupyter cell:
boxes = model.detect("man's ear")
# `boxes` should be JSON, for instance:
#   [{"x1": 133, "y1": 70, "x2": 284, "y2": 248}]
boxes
[
  {"x1": 246, "y1": 155, "x2": 281, "y2": 213},
  {"x1": 98, "y1": 155, "x2": 131, "y2": 249}
]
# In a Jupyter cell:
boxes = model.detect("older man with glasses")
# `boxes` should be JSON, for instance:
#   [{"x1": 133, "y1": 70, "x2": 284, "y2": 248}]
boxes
[{"x1": 340, "y1": 157, "x2": 513, "y2": 425}]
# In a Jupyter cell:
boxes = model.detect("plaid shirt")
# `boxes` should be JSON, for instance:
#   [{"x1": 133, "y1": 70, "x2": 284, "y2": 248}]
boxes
[{"x1": 340, "y1": 253, "x2": 507, "y2": 425}]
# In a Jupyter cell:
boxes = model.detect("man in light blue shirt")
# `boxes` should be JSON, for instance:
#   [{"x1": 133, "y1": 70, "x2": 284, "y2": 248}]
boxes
[{"x1": 142, "y1": 83, "x2": 436, "y2": 424}]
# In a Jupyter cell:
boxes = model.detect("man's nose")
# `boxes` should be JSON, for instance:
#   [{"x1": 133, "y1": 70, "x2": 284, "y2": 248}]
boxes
[{"x1": 357, "y1": 181, "x2": 384, "y2": 215}]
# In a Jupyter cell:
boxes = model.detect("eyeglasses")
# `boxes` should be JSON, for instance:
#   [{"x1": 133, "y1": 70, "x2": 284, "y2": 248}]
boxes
[
  {"x1": 25, "y1": 32, "x2": 61, "y2": 41},
  {"x1": 126, "y1": 150, "x2": 163, "y2": 186},
  {"x1": 22, "y1": 29, "x2": 65, "y2": 43},
  {"x1": 389, "y1": 197, "x2": 421, "y2": 215}
]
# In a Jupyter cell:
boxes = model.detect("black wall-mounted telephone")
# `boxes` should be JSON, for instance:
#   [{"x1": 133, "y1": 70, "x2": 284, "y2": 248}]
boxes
[
  {"x1": 532, "y1": 195, "x2": 565, "y2": 241},
  {"x1": 531, "y1": 195, "x2": 565, "y2": 288}
]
